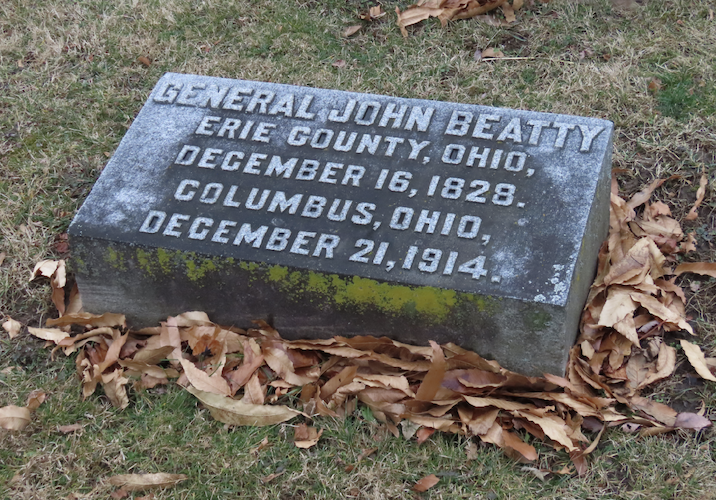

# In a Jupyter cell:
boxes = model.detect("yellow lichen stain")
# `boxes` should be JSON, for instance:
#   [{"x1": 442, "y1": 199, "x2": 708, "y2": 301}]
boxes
[
  {"x1": 104, "y1": 247, "x2": 127, "y2": 270},
  {"x1": 185, "y1": 256, "x2": 217, "y2": 282},
  {"x1": 306, "y1": 271, "x2": 330, "y2": 295},
  {"x1": 267, "y1": 265, "x2": 288, "y2": 282},
  {"x1": 156, "y1": 248, "x2": 172, "y2": 275},
  {"x1": 265, "y1": 269, "x2": 462, "y2": 323},
  {"x1": 239, "y1": 261, "x2": 260, "y2": 272},
  {"x1": 136, "y1": 249, "x2": 153, "y2": 276},
  {"x1": 465, "y1": 294, "x2": 497, "y2": 314}
]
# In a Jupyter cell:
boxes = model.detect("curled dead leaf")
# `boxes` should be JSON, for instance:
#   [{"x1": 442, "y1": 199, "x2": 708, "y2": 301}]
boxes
[
  {"x1": 47, "y1": 312, "x2": 126, "y2": 329},
  {"x1": 137, "y1": 56, "x2": 152, "y2": 67},
  {"x1": 294, "y1": 422, "x2": 323, "y2": 448},
  {"x1": 2, "y1": 318, "x2": 21, "y2": 339},
  {"x1": 26, "y1": 389, "x2": 46, "y2": 411},
  {"x1": 0, "y1": 405, "x2": 31, "y2": 430},
  {"x1": 58, "y1": 423, "x2": 85, "y2": 433},
  {"x1": 648, "y1": 78, "x2": 662, "y2": 93},
  {"x1": 680, "y1": 340, "x2": 716, "y2": 382},
  {"x1": 361, "y1": 5, "x2": 386, "y2": 20},
  {"x1": 261, "y1": 472, "x2": 284, "y2": 484},
  {"x1": 107, "y1": 473, "x2": 187, "y2": 491},
  {"x1": 674, "y1": 412, "x2": 711, "y2": 431},
  {"x1": 342, "y1": 25, "x2": 362, "y2": 37},
  {"x1": 180, "y1": 358, "x2": 231, "y2": 396},
  {"x1": 674, "y1": 262, "x2": 716, "y2": 279},
  {"x1": 186, "y1": 386, "x2": 301, "y2": 426},
  {"x1": 28, "y1": 327, "x2": 70, "y2": 343},
  {"x1": 482, "y1": 47, "x2": 505, "y2": 58},
  {"x1": 685, "y1": 173, "x2": 708, "y2": 220},
  {"x1": 412, "y1": 474, "x2": 439, "y2": 492}
]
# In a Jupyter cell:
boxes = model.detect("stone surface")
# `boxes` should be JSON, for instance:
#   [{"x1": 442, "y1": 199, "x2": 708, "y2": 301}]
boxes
[{"x1": 69, "y1": 72, "x2": 613, "y2": 376}]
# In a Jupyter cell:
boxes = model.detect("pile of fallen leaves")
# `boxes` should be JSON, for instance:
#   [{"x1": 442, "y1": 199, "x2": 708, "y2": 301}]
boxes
[
  {"x1": 395, "y1": 0, "x2": 525, "y2": 36},
  {"x1": 2, "y1": 178, "x2": 715, "y2": 477},
  {"x1": 342, "y1": 1, "x2": 524, "y2": 41}
]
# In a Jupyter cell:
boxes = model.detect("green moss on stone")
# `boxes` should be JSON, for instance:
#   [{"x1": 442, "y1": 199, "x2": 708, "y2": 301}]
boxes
[
  {"x1": 259, "y1": 266, "x2": 473, "y2": 323},
  {"x1": 185, "y1": 255, "x2": 217, "y2": 282},
  {"x1": 156, "y1": 248, "x2": 172, "y2": 274},
  {"x1": 104, "y1": 246, "x2": 127, "y2": 270},
  {"x1": 524, "y1": 309, "x2": 552, "y2": 331},
  {"x1": 136, "y1": 248, "x2": 153, "y2": 276}
]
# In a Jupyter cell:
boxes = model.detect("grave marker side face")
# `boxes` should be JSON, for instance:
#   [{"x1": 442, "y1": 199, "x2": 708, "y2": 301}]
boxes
[{"x1": 69, "y1": 72, "x2": 613, "y2": 376}]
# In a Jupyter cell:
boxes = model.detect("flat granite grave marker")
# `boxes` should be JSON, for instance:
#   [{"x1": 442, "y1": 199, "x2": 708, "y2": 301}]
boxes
[{"x1": 68, "y1": 72, "x2": 613, "y2": 376}]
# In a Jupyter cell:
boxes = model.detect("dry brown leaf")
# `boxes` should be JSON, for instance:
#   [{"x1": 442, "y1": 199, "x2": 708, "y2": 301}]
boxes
[
  {"x1": 416, "y1": 341, "x2": 446, "y2": 401},
  {"x1": 0, "y1": 405, "x2": 31, "y2": 430},
  {"x1": 466, "y1": 441, "x2": 478, "y2": 460},
  {"x1": 674, "y1": 412, "x2": 711, "y2": 431},
  {"x1": 643, "y1": 342, "x2": 676, "y2": 386},
  {"x1": 598, "y1": 288, "x2": 639, "y2": 345},
  {"x1": 133, "y1": 346, "x2": 175, "y2": 365},
  {"x1": 501, "y1": 2, "x2": 516, "y2": 22},
  {"x1": 626, "y1": 176, "x2": 678, "y2": 210},
  {"x1": 294, "y1": 422, "x2": 323, "y2": 448},
  {"x1": 416, "y1": 427, "x2": 436, "y2": 444},
  {"x1": 250, "y1": 436, "x2": 270, "y2": 455},
  {"x1": 412, "y1": 474, "x2": 440, "y2": 492},
  {"x1": 474, "y1": 14, "x2": 509, "y2": 26},
  {"x1": 26, "y1": 389, "x2": 46, "y2": 411},
  {"x1": 137, "y1": 56, "x2": 151, "y2": 67},
  {"x1": 2, "y1": 318, "x2": 21, "y2": 339},
  {"x1": 186, "y1": 386, "x2": 300, "y2": 426},
  {"x1": 342, "y1": 25, "x2": 362, "y2": 37},
  {"x1": 321, "y1": 365, "x2": 358, "y2": 402},
  {"x1": 680, "y1": 340, "x2": 716, "y2": 382},
  {"x1": 482, "y1": 47, "x2": 505, "y2": 58},
  {"x1": 453, "y1": 0, "x2": 507, "y2": 20},
  {"x1": 514, "y1": 412, "x2": 577, "y2": 451},
  {"x1": 261, "y1": 472, "x2": 284, "y2": 484},
  {"x1": 502, "y1": 429, "x2": 538, "y2": 461},
  {"x1": 174, "y1": 311, "x2": 212, "y2": 327},
  {"x1": 685, "y1": 173, "x2": 708, "y2": 220},
  {"x1": 674, "y1": 262, "x2": 716, "y2": 278},
  {"x1": 58, "y1": 423, "x2": 84, "y2": 433},
  {"x1": 119, "y1": 360, "x2": 172, "y2": 379},
  {"x1": 361, "y1": 5, "x2": 386, "y2": 19},
  {"x1": 463, "y1": 395, "x2": 533, "y2": 411},
  {"x1": 28, "y1": 327, "x2": 70, "y2": 343},
  {"x1": 630, "y1": 396, "x2": 678, "y2": 426},
  {"x1": 180, "y1": 358, "x2": 231, "y2": 396},
  {"x1": 630, "y1": 292, "x2": 693, "y2": 333},
  {"x1": 47, "y1": 312, "x2": 126, "y2": 329},
  {"x1": 107, "y1": 473, "x2": 187, "y2": 491},
  {"x1": 30, "y1": 259, "x2": 61, "y2": 281},
  {"x1": 241, "y1": 373, "x2": 265, "y2": 405},
  {"x1": 263, "y1": 343, "x2": 318, "y2": 386},
  {"x1": 102, "y1": 370, "x2": 130, "y2": 409},
  {"x1": 0, "y1": 252, "x2": 5, "y2": 266},
  {"x1": 110, "y1": 488, "x2": 129, "y2": 499},
  {"x1": 396, "y1": 5, "x2": 443, "y2": 37},
  {"x1": 648, "y1": 78, "x2": 662, "y2": 93}
]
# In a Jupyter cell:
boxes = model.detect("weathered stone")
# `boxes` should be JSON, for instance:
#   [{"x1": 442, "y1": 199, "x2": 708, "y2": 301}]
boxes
[{"x1": 69, "y1": 72, "x2": 613, "y2": 376}]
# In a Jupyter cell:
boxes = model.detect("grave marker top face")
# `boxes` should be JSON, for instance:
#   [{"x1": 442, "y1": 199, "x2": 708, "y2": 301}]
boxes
[{"x1": 70, "y1": 72, "x2": 613, "y2": 309}]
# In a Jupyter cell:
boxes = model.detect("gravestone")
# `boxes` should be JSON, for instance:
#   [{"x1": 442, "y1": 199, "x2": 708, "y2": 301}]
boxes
[{"x1": 68, "y1": 72, "x2": 613, "y2": 376}]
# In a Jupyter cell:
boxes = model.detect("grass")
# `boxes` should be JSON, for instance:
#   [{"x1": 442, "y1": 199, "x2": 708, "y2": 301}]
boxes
[{"x1": 1, "y1": 0, "x2": 715, "y2": 498}]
